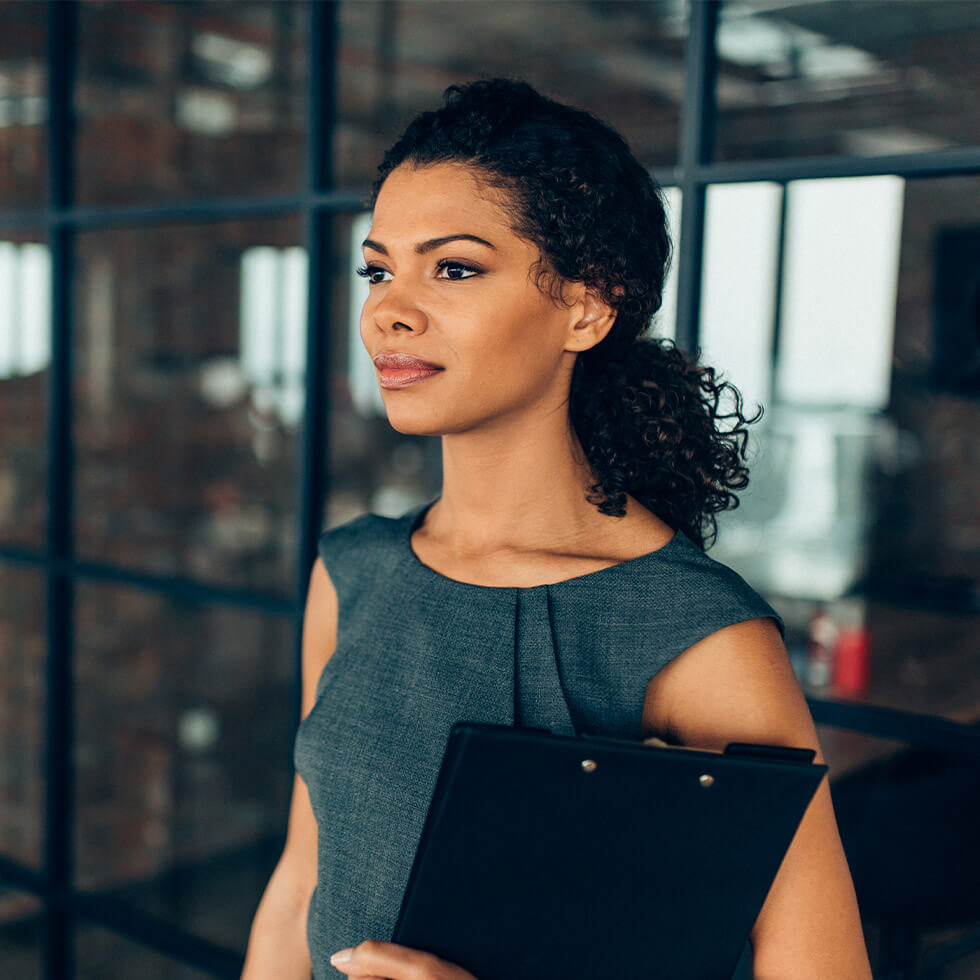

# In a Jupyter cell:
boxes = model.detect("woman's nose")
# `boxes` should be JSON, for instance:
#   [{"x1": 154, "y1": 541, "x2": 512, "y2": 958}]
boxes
[{"x1": 372, "y1": 287, "x2": 426, "y2": 333}]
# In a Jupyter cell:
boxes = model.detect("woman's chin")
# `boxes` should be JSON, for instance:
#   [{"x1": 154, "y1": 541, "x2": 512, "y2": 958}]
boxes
[{"x1": 384, "y1": 414, "x2": 445, "y2": 437}]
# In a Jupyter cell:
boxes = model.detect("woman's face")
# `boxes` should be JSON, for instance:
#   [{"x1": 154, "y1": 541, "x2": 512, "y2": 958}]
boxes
[{"x1": 359, "y1": 161, "x2": 608, "y2": 436}]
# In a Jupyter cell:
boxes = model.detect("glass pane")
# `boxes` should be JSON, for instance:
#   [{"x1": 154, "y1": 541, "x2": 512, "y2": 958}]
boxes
[
  {"x1": 0, "y1": 230, "x2": 49, "y2": 548},
  {"x1": 76, "y1": 922, "x2": 217, "y2": 979},
  {"x1": 76, "y1": 0, "x2": 309, "y2": 206},
  {"x1": 698, "y1": 181, "x2": 782, "y2": 412},
  {"x1": 73, "y1": 215, "x2": 304, "y2": 595},
  {"x1": 823, "y1": 730, "x2": 980, "y2": 978},
  {"x1": 709, "y1": 174, "x2": 980, "y2": 721},
  {"x1": 776, "y1": 176, "x2": 904, "y2": 410},
  {"x1": 74, "y1": 580, "x2": 294, "y2": 950},
  {"x1": 0, "y1": 0, "x2": 47, "y2": 210},
  {"x1": 0, "y1": 566, "x2": 45, "y2": 870},
  {"x1": 0, "y1": 890, "x2": 42, "y2": 980},
  {"x1": 886, "y1": 173, "x2": 980, "y2": 556},
  {"x1": 715, "y1": 0, "x2": 980, "y2": 161},
  {"x1": 652, "y1": 186, "x2": 682, "y2": 343},
  {"x1": 335, "y1": 0, "x2": 686, "y2": 191}
]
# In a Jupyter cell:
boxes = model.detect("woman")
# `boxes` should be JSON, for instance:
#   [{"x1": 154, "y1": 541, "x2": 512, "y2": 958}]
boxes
[{"x1": 243, "y1": 78, "x2": 872, "y2": 980}]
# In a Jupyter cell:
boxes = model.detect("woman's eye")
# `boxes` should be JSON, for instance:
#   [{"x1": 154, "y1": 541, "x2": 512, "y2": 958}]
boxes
[
  {"x1": 435, "y1": 259, "x2": 480, "y2": 280},
  {"x1": 354, "y1": 263, "x2": 390, "y2": 284},
  {"x1": 353, "y1": 260, "x2": 481, "y2": 284}
]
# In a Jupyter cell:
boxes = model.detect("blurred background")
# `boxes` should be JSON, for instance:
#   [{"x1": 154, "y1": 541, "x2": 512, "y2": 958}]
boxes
[{"x1": 0, "y1": 1, "x2": 978, "y2": 977}]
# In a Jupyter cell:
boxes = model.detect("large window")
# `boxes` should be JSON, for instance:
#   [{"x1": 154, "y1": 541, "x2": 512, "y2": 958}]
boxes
[{"x1": 1, "y1": 2, "x2": 978, "y2": 977}]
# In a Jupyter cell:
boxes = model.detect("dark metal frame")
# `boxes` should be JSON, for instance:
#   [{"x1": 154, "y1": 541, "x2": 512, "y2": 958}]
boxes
[{"x1": 0, "y1": 1, "x2": 977, "y2": 976}]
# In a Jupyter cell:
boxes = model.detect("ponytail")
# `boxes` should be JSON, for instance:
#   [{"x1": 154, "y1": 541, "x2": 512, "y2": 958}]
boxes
[{"x1": 570, "y1": 335, "x2": 763, "y2": 551}]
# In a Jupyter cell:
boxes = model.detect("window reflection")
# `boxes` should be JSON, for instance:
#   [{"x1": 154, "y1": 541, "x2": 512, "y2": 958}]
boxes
[
  {"x1": 75, "y1": 921, "x2": 223, "y2": 978},
  {"x1": 699, "y1": 181, "x2": 782, "y2": 412},
  {"x1": 76, "y1": 0, "x2": 309, "y2": 205},
  {"x1": 0, "y1": 233, "x2": 48, "y2": 547},
  {"x1": 0, "y1": 889, "x2": 42, "y2": 980},
  {"x1": 238, "y1": 246, "x2": 308, "y2": 429},
  {"x1": 0, "y1": 0, "x2": 46, "y2": 209},
  {"x1": 74, "y1": 580, "x2": 294, "y2": 949},
  {"x1": 716, "y1": 406, "x2": 887, "y2": 601},
  {"x1": 700, "y1": 175, "x2": 909, "y2": 415},
  {"x1": 0, "y1": 567, "x2": 45, "y2": 871},
  {"x1": 701, "y1": 176, "x2": 904, "y2": 600},
  {"x1": 777, "y1": 175, "x2": 904, "y2": 410},
  {"x1": 73, "y1": 216, "x2": 304, "y2": 593},
  {"x1": 0, "y1": 241, "x2": 50, "y2": 379},
  {"x1": 708, "y1": 174, "x2": 980, "y2": 724},
  {"x1": 715, "y1": 0, "x2": 980, "y2": 160},
  {"x1": 335, "y1": 0, "x2": 688, "y2": 189}
]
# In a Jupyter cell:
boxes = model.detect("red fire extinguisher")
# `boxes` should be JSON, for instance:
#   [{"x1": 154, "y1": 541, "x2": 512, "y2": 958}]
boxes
[{"x1": 832, "y1": 597, "x2": 871, "y2": 698}]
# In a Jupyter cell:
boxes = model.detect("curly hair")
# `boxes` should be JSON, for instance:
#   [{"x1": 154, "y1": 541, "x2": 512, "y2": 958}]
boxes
[{"x1": 362, "y1": 76, "x2": 763, "y2": 551}]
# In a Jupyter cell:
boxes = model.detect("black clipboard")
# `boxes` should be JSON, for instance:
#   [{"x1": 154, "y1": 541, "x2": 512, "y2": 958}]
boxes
[{"x1": 392, "y1": 722, "x2": 827, "y2": 980}]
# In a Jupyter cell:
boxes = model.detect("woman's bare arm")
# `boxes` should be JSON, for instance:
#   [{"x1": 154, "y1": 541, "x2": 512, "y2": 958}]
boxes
[
  {"x1": 240, "y1": 774, "x2": 316, "y2": 978},
  {"x1": 241, "y1": 557, "x2": 338, "y2": 978},
  {"x1": 642, "y1": 616, "x2": 873, "y2": 980}
]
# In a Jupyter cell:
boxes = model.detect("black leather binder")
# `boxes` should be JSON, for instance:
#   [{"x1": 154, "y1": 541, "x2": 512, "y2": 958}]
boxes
[{"x1": 392, "y1": 721, "x2": 827, "y2": 980}]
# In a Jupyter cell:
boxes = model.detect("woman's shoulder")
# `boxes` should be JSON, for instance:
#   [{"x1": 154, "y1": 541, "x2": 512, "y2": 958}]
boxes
[
  {"x1": 587, "y1": 510, "x2": 785, "y2": 644},
  {"x1": 661, "y1": 538, "x2": 786, "y2": 642},
  {"x1": 318, "y1": 507, "x2": 390, "y2": 543},
  {"x1": 316, "y1": 507, "x2": 408, "y2": 580}
]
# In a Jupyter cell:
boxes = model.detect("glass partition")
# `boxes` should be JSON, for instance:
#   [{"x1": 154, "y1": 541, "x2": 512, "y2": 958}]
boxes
[
  {"x1": 0, "y1": 567, "x2": 45, "y2": 871},
  {"x1": 76, "y1": 922, "x2": 217, "y2": 979},
  {"x1": 74, "y1": 579, "x2": 293, "y2": 950},
  {"x1": 335, "y1": 0, "x2": 688, "y2": 190},
  {"x1": 0, "y1": 890, "x2": 42, "y2": 980},
  {"x1": 0, "y1": 1, "x2": 46, "y2": 210},
  {"x1": 76, "y1": 0, "x2": 309, "y2": 206},
  {"x1": 73, "y1": 215, "x2": 305, "y2": 594},
  {"x1": 715, "y1": 0, "x2": 980, "y2": 161},
  {"x1": 0, "y1": 230, "x2": 49, "y2": 549},
  {"x1": 707, "y1": 174, "x2": 980, "y2": 722}
]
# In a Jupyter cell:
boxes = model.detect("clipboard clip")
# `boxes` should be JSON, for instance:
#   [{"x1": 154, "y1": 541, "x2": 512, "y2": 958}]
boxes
[{"x1": 724, "y1": 741, "x2": 817, "y2": 765}]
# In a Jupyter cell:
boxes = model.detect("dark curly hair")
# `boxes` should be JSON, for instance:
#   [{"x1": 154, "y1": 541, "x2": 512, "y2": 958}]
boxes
[{"x1": 362, "y1": 76, "x2": 763, "y2": 551}]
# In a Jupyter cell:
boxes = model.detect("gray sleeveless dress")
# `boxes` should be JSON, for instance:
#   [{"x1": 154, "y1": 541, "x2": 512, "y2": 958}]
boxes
[{"x1": 293, "y1": 497, "x2": 785, "y2": 979}]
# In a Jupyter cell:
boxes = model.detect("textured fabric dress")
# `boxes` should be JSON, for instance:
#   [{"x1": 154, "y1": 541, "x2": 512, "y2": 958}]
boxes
[{"x1": 293, "y1": 497, "x2": 786, "y2": 979}]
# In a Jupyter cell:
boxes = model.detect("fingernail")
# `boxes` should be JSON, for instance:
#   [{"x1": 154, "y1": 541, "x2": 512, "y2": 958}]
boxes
[{"x1": 330, "y1": 948, "x2": 353, "y2": 964}]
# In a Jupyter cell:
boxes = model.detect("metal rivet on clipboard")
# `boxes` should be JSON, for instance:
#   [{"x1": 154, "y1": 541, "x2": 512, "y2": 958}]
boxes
[
  {"x1": 581, "y1": 759, "x2": 597, "y2": 773},
  {"x1": 699, "y1": 774, "x2": 714, "y2": 787}
]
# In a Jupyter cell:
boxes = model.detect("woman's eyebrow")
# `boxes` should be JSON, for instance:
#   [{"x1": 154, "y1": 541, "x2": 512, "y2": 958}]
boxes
[{"x1": 361, "y1": 233, "x2": 497, "y2": 255}]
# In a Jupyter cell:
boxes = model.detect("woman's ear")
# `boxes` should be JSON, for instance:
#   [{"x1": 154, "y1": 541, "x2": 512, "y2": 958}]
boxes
[{"x1": 567, "y1": 285, "x2": 619, "y2": 353}]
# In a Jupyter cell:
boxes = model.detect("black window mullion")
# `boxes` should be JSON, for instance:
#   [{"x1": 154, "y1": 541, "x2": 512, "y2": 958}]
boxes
[
  {"x1": 293, "y1": 0, "x2": 338, "y2": 732},
  {"x1": 44, "y1": 1, "x2": 78, "y2": 978},
  {"x1": 767, "y1": 181, "x2": 788, "y2": 408},
  {"x1": 691, "y1": 145, "x2": 980, "y2": 185},
  {"x1": 673, "y1": 0, "x2": 718, "y2": 357}
]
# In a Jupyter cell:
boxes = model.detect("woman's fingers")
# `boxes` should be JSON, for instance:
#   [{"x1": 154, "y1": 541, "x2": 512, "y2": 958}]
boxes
[{"x1": 329, "y1": 938, "x2": 476, "y2": 979}]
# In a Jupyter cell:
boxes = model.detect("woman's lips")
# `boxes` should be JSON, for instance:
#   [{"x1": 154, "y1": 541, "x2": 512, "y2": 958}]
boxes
[{"x1": 378, "y1": 367, "x2": 444, "y2": 389}]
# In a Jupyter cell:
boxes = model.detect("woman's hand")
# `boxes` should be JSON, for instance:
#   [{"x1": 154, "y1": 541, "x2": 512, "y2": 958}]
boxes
[{"x1": 329, "y1": 939, "x2": 478, "y2": 979}]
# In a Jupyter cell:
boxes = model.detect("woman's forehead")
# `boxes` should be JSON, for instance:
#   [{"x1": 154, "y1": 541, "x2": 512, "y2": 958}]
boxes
[{"x1": 376, "y1": 163, "x2": 514, "y2": 219}]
